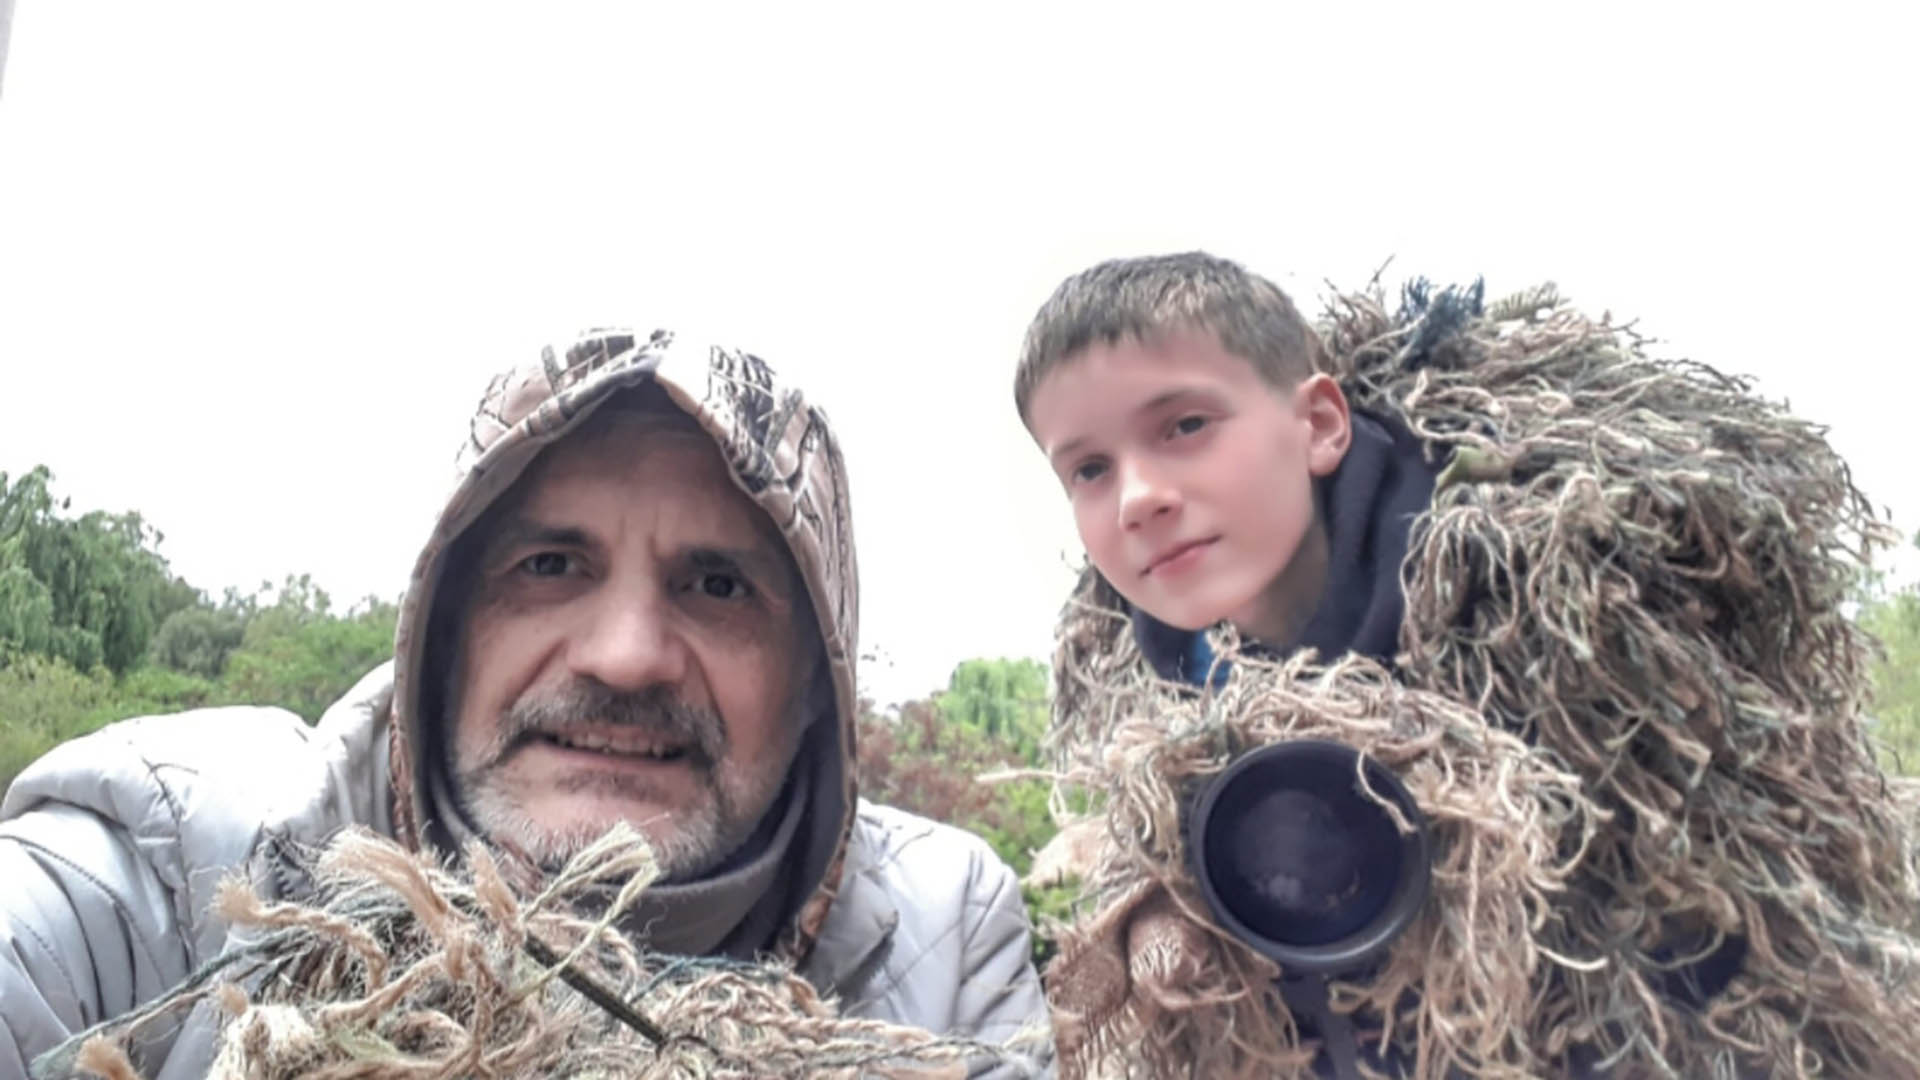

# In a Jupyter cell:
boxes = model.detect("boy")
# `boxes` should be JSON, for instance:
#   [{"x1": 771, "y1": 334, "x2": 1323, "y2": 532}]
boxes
[
  {"x1": 1016, "y1": 251, "x2": 1438, "y2": 683},
  {"x1": 1012, "y1": 252, "x2": 1919, "y2": 1079}
]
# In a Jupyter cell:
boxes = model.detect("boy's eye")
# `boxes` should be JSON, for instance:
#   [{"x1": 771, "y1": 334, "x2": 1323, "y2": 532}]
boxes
[
  {"x1": 518, "y1": 552, "x2": 573, "y2": 577},
  {"x1": 1070, "y1": 460, "x2": 1109, "y2": 485},
  {"x1": 1170, "y1": 415, "x2": 1208, "y2": 438}
]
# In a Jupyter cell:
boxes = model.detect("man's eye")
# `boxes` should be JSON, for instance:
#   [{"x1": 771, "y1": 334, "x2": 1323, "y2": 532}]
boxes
[
  {"x1": 698, "y1": 572, "x2": 752, "y2": 600},
  {"x1": 518, "y1": 552, "x2": 572, "y2": 577},
  {"x1": 1170, "y1": 415, "x2": 1208, "y2": 438}
]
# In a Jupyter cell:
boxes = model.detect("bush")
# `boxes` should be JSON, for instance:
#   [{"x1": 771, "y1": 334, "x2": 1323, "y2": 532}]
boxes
[
  {"x1": 149, "y1": 607, "x2": 247, "y2": 678},
  {"x1": 0, "y1": 584, "x2": 395, "y2": 793},
  {"x1": 219, "y1": 601, "x2": 395, "y2": 723},
  {"x1": 0, "y1": 653, "x2": 116, "y2": 792},
  {"x1": 1864, "y1": 587, "x2": 1920, "y2": 773}
]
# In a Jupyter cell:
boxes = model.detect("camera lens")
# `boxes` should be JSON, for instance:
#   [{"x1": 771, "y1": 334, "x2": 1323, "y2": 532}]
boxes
[
  {"x1": 1189, "y1": 740, "x2": 1431, "y2": 975},
  {"x1": 1210, "y1": 786, "x2": 1399, "y2": 947}
]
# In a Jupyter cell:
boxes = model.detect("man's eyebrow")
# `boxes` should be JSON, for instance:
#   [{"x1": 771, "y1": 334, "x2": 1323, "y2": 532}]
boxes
[
  {"x1": 690, "y1": 545, "x2": 796, "y2": 599},
  {"x1": 485, "y1": 518, "x2": 591, "y2": 556}
]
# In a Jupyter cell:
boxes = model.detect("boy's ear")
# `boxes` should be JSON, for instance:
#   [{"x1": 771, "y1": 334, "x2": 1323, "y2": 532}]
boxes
[{"x1": 1297, "y1": 374, "x2": 1352, "y2": 478}]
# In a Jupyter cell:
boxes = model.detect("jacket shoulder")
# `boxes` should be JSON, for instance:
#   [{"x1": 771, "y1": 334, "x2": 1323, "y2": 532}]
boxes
[
  {"x1": 4, "y1": 704, "x2": 317, "y2": 838},
  {"x1": 821, "y1": 801, "x2": 1038, "y2": 1019},
  {"x1": 812, "y1": 801, "x2": 1022, "y2": 991},
  {"x1": 849, "y1": 800, "x2": 1016, "y2": 893},
  {"x1": 1, "y1": 690, "x2": 392, "y2": 958}
]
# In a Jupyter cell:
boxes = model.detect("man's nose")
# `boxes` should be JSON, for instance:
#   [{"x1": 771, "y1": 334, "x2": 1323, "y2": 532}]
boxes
[
  {"x1": 1118, "y1": 459, "x2": 1180, "y2": 531},
  {"x1": 567, "y1": 582, "x2": 690, "y2": 692}
]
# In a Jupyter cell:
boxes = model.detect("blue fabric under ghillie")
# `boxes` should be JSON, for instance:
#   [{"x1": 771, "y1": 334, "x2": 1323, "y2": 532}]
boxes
[{"x1": 1392, "y1": 278, "x2": 1486, "y2": 375}]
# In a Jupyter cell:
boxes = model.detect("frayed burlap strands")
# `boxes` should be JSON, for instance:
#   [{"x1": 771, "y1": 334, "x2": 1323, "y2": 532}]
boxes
[
  {"x1": 1044, "y1": 638, "x2": 1595, "y2": 1080},
  {"x1": 1042, "y1": 280, "x2": 1920, "y2": 1078},
  {"x1": 39, "y1": 824, "x2": 1037, "y2": 1080},
  {"x1": 1339, "y1": 283, "x2": 1920, "y2": 1076}
]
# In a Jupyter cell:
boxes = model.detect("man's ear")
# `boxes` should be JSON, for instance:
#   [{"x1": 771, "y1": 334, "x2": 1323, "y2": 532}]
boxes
[{"x1": 1297, "y1": 374, "x2": 1352, "y2": 478}]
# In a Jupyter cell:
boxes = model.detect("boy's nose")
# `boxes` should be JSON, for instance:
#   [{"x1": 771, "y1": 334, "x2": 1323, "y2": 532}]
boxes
[
  {"x1": 1118, "y1": 461, "x2": 1180, "y2": 531},
  {"x1": 567, "y1": 583, "x2": 691, "y2": 693}
]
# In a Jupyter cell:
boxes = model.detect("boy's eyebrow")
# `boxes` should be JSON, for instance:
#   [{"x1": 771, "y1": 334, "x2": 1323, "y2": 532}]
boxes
[
  {"x1": 1047, "y1": 387, "x2": 1215, "y2": 463},
  {"x1": 1136, "y1": 386, "x2": 1212, "y2": 415},
  {"x1": 1048, "y1": 436, "x2": 1089, "y2": 463}
]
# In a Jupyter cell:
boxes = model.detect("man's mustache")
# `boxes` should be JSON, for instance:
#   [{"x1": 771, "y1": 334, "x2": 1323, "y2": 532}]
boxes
[{"x1": 494, "y1": 682, "x2": 728, "y2": 767}]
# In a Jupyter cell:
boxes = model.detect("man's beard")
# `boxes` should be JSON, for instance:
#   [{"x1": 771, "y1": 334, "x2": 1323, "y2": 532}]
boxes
[{"x1": 448, "y1": 680, "x2": 793, "y2": 882}]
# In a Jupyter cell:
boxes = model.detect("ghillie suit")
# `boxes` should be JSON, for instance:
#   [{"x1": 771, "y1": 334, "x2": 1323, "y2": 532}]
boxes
[
  {"x1": 35, "y1": 825, "x2": 1031, "y2": 1080},
  {"x1": 1040, "y1": 282, "x2": 1920, "y2": 1078}
]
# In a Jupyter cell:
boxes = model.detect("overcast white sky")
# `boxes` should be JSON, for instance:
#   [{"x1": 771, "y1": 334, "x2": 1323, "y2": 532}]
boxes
[{"x1": 1, "y1": 3, "x2": 1914, "y2": 705}]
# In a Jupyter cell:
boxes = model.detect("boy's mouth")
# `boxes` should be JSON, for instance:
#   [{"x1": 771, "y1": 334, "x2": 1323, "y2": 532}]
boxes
[{"x1": 1144, "y1": 536, "x2": 1219, "y2": 577}]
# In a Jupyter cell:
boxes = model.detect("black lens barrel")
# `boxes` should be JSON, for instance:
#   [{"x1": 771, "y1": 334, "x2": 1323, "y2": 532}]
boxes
[{"x1": 1187, "y1": 739, "x2": 1432, "y2": 976}]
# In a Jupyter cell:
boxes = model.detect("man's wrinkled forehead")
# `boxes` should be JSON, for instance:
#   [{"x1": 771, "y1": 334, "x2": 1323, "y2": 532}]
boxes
[
  {"x1": 478, "y1": 402, "x2": 814, "y2": 617},
  {"x1": 507, "y1": 405, "x2": 776, "y2": 549}
]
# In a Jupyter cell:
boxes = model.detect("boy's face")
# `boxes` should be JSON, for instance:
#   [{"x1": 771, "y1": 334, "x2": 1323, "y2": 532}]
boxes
[{"x1": 1027, "y1": 328, "x2": 1349, "y2": 635}]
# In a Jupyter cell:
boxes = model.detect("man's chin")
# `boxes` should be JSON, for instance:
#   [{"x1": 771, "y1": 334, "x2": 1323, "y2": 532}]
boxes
[
  {"x1": 466, "y1": 795, "x2": 675, "y2": 868},
  {"x1": 521, "y1": 802, "x2": 676, "y2": 855}
]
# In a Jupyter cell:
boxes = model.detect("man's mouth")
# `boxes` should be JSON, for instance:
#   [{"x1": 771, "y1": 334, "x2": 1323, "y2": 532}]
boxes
[{"x1": 532, "y1": 726, "x2": 692, "y2": 761}]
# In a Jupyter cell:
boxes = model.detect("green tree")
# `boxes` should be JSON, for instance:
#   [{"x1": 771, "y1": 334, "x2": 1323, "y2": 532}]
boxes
[
  {"x1": 0, "y1": 467, "x2": 196, "y2": 673},
  {"x1": 935, "y1": 657, "x2": 1050, "y2": 763},
  {"x1": 0, "y1": 564, "x2": 55, "y2": 658},
  {"x1": 0, "y1": 654, "x2": 219, "y2": 792},
  {"x1": 148, "y1": 606, "x2": 248, "y2": 678},
  {"x1": 0, "y1": 503, "x2": 399, "y2": 791},
  {"x1": 0, "y1": 654, "x2": 115, "y2": 788},
  {"x1": 1863, "y1": 532, "x2": 1920, "y2": 773},
  {"x1": 216, "y1": 578, "x2": 397, "y2": 722}
]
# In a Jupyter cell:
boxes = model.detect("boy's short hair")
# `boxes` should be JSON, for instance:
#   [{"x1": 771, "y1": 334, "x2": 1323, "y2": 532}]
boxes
[{"x1": 1014, "y1": 251, "x2": 1328, "y2": 423}]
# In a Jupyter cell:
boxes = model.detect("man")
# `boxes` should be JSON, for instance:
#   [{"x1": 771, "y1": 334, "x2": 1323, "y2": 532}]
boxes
[{"x1": 0, "y1": 329, "x2": 1051, "y2": 1078}]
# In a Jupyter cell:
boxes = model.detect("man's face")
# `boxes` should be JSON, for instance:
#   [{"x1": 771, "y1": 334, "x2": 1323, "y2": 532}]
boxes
[
  {"x1": 1026, "y1": 328, "x2": 1345, "y2": 635},
  {"x1": 445, "y1": 410, "x2": 816, "y2": 881}
]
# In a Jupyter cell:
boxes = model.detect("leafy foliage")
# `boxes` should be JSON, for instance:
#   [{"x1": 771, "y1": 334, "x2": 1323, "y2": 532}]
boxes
[
  {"x1": 148, "y1": 606, "x2": 247, "y2": 679},
  {"x1": 0, "y1": 467, "x2": 401, "y2": 791},
  {"x1": 0, "y1": 571, "x2": 400, "y2": 792},
  {"x1": 217, "y1": 578, "x2": 397, "y2": 722},
  {"x1": 1862, "y1": 532, "x2": 1920, "y2": 771},
  {"x1": 0, "y1": 467, "x2": 197, "y2": 673},
  {"x1": 0, "y1": 655, "x2": 222, "y2": 793},
  {"x1": 856, "y1": 697, "x2": 1054, "y2": 875},
  {"x1": 934, "y1": 657, "x2": 1049, "y2": 763}
]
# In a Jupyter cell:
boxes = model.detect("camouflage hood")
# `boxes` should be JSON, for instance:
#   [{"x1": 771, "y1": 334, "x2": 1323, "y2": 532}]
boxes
[{"x1": 384, "y1": 328, "x2": 861, "y2": 962}]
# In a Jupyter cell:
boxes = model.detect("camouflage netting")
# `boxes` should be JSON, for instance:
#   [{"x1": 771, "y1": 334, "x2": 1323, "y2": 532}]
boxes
[
  {"x1": 1042, "y1": 281, "x2": 1920, "y2": 1078},
  {"x1": 38, "y1": 826, "x2": 1040, "y2": 1080}
]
